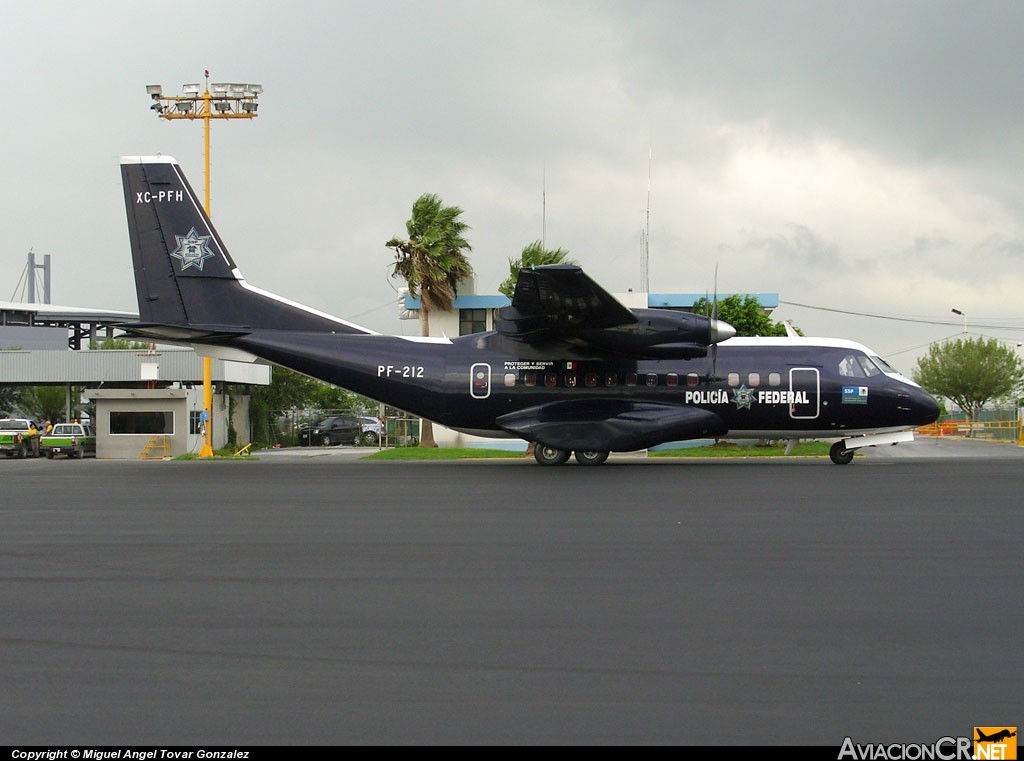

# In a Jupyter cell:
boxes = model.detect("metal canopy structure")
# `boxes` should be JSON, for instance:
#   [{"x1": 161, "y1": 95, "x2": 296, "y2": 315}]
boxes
[{"x1": 0, "y1": 300, "x2": 139, "y2": 350}]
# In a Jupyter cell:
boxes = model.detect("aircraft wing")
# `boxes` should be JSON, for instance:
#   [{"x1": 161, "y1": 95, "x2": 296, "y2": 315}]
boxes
[
  {"x1": 495, "y1": 265, "x2": 638, "y2": 342},
  {"x1": 496, "y1": 399, "x2": 727, "y2": 452}
]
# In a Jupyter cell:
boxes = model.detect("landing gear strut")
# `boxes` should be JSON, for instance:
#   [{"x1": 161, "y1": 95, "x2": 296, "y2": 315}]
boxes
[
  {"x1": 829, "y1": 441, "x2": 855, "y2": 465},
  {"x1": 533, "y1": 446, "x2": 611, "y2": 466},
  {"x1": 574, "y1": 450, "x2": 609, "y2": 466},
  {"x1": 534, "y1": 445, "x2": 570, "y2": 466}
]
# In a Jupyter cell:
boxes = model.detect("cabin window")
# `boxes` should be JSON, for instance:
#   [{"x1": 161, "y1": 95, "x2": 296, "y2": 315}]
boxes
[
  {"x1": 545, "y1": 373, "x2": 557, "y2": 387},
  {"x1": 666, "y1": 373, "x2": 679, "y2": 387},
  {"x1": 585, "y1": 373, "x2": 597, "y2": 387},
  {"x1": 504, "y1": 373, "x2": 516, "y2": 387},
  {"x1": 524, "y1": 372, "x2": 537, "y2": 387},
  {"x1": 687, "y1": 373, "x2": 700, "y2": 387},
  {"x1": 748, "y1": 372, "x2": 760, "y2": 387},
  {"x1": 605, "y1": 373, "x2": 617, "y2": 387},
  {"x1": 625, "y1": 372, "x2": 637, "y2": 386},
  {"x1": 728, "y1": 373, "x2": 740, "y2": 387},
  {"x1": 646, "y1": 373, "x2": 658, "y2": 387},
  {"x1": 459, "y1": 308, "x2": 488, "y2": 336},
  {"x1": 110, "y1": 410, "x2": 173, "y2": 435},
  {"x1": 769, "y1": 372, "x2": 781, "y2": 387}
]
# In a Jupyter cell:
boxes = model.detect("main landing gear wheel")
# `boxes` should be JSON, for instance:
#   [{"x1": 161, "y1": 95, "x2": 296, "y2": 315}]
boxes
[
  {"x1": 574, "y1": 450, "x2": 609, "y2": 466},
  {"x1": 829, "y1": 441, "x2": 855, "y2": 465},
  {"x1": 534, "y1": 445, "x2": 570, "y2": 466}
]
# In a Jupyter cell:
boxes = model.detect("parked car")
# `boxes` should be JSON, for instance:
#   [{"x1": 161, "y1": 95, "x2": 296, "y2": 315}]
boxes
[
  {"x1": 40, "y1": 422, "x2": 96, "y2": 459},
  {"x1": 299, "y1": 415, "x2": 362, "y2": 446},
  {"x1": 357, "y1": 416, "x2": 382, "y2": 446},
  {"x1": 0, "y1": 418, "x2": 40, "y2": 458}
]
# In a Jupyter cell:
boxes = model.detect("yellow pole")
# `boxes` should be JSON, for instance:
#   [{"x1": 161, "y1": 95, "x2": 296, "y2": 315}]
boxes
[
  {"x1": 199, "y1": 86, "x2": 214, "y2": 458},
  {"x1": 150, "y1": 73, "x2": 260, "y2": 458}
]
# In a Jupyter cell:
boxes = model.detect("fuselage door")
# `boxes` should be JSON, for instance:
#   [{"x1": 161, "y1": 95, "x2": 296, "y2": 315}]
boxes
[
  {"x1": 789, "y1": 367, "x2": 820, "y2": 420},
  {"x1": 470, "y1": 363, "x2": 492, "y2": 400}
]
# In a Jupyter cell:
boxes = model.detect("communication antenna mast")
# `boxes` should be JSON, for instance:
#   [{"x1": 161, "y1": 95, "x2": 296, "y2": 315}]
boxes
[
  {"x1": 641, "y1": 141, "x2": 651, "y2": 293},
  {"x1": 542, "y1": 166, "x2": 547, "y2": 248},
  {"x1": 9, "y1": 249, "x2": 52, "y2": 303}
]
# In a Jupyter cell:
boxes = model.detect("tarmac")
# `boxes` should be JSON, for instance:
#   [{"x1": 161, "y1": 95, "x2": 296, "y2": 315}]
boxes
[
  {"x1": 253, "y1": 434, "x2": 1024, "y2": 461},
  {"x1": 3, "y1": 432, "x2": 1021, "y2": 745}
]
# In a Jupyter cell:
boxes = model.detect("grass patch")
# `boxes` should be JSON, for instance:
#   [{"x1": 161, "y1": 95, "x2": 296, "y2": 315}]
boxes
[
  {"x1": 649, "y1": 441, "x2": 833, "y2": 458},
  {"x1": 363, "y1": 447, "x2": 527, "y2": 461},
  {"x1": 172, "y1": 449, "x2": 259, "y2": 461}
]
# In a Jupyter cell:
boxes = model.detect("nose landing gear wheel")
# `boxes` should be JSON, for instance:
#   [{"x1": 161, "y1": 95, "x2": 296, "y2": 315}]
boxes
[
  {"x1": 534, "y1": 445, "x2": 570, "y2": 466},
  {"x1": 574, "y1": 450, "x2": 609, "y2": 466},
  {"x1": 829, "y1": 441, "x2": 855, "y2": 465}
]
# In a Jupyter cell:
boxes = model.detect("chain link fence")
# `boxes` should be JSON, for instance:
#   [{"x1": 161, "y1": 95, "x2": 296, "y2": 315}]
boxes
[{"x1": 259, "y1": 408, "x2": 420, "y2": 448}]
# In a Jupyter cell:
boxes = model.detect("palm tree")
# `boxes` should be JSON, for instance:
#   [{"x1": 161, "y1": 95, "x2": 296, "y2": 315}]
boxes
[
  {"x1": 498, "y1": 240, "x2": 577, "y2": 297},
  {"x1": 386, "y1": 193, "x2": 473, "y2": 447}
]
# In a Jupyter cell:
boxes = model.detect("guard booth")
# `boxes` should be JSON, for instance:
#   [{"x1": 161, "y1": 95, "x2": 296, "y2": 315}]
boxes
[{"x1": 85, "y1": 387, "x2": 242, "y2": 458}]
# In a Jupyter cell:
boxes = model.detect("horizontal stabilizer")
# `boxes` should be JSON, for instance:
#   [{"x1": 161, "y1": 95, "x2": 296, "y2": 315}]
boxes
[
  {"x1": 115, "y1": 321, "x2": 252, "y2": 342},
  {"x1": 497, "y1": 399, "x2": 727, "y2": 452}
]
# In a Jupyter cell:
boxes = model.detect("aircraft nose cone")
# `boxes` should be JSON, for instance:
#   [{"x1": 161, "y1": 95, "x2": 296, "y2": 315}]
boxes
[
  {"x1": 913, "y1": 389, "x2": 941, "y2": 426},
  {"x1": 709, "y1": 319, "x2": 736, "y2": 344}
]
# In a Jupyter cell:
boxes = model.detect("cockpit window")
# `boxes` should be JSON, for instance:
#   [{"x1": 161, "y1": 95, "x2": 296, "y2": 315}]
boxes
[
  {"x1": 838, "y1": 353, "x2": 882, "y2": 378},
  {"x1": 870, "y1": 355, "x2": 898, "y2": 374}
]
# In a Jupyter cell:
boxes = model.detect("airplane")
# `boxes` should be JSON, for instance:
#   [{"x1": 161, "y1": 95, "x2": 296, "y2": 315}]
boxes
[
  {"x1": 977, "y1": 730, "x2": 1016, "y2": 743},
  {"x1": 118, "y1": 155, "x2": 940, "y2": 465}
]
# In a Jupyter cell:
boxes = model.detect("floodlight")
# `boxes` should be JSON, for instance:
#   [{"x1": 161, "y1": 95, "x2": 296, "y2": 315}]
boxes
[
  {"x1": 146, "y1": 84, "x2": 162, "y2": 98},
  {"x1": 246, "y1": 84, "x2": 263, "y2": 95},
  {"x1": 210, "y1": 83, "x2": 229, "y2": 94},
  {"x1": 150, "y1": 103, "x2": 165, "y2": 113},
  {"x1": 214, "y1": 101, "x2": 231, "y2": 112},
  {"x1": 230, "y1": 83, "x2": 246, "y2": 95},
  {"x1": 175, "y1": 102, "x2": 193, "y2": 113},
  {"x1": 182, "y1": 83, "x2": 201, "y2": 95}
]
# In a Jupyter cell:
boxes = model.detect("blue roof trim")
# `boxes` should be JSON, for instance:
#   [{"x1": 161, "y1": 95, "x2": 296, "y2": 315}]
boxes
[
  {"x1": 402, "y1": 292, "x2": 780, "y2": 309},
  {"x1": 404, "y1": 295, "x2": 511, "y2": 309}
]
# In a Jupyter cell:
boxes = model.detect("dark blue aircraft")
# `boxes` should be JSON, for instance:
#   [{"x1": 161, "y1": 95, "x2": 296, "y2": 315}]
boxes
[{"x1": 119, "y1": 156, "x2": 939, "y2": 465}]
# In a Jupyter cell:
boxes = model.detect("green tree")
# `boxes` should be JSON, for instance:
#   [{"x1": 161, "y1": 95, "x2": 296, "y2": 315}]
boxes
[
  {"x1": 386, "y1": 193, "x2": 473, "y2": 447},
  {"x1": 0, "y1": 385, "x2": 22, "y2": 417},
  {"x1": 498, "y1": 240, "x2": 577, "y2": 298},
  {"x1": 913, "y1": 337, "x2": 1024, "y2": 431},
  {"x1": 18, "y1": 386, "x2": 68, "y2": 424},
  {"x1": 245, "y1": 367, "x2": 377, "y2": 446},
  {"x1": 690, "y1": 294, "x2": 795, "y2": 337},
  {"x1": 90, "y1": 338, "x2": 151, "y2": 350}
]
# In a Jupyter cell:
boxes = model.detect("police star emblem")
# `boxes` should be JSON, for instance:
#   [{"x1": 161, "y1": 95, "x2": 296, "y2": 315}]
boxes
[
  {"x1": 171, "y1": 227, "x2": 215, "y2": 271},
  {"x1": 731, "y1": 385, "x2": 756, "y2": 410}
]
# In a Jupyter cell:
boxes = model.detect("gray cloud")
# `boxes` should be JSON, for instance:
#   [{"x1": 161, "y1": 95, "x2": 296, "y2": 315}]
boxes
[{"x1": 2, "y1": 0, "x2": 1023, "y2": 365}]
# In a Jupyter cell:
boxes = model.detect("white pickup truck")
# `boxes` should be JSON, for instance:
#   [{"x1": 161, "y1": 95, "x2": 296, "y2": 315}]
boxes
[
  {"x1": 40, "y1": 423, "x2": 96, "y2": 459},
  {"x1": 0, "y1": 418, "x2": 39, "y2": 458}
]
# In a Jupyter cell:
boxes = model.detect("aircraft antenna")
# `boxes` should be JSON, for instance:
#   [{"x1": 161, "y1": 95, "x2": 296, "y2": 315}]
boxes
[
  {"x1": 542, "y1": 166, "x2": 546, "y2": 248},
  {"x1": 642, "y1": 141, "x2": 651, "y2": 293}
]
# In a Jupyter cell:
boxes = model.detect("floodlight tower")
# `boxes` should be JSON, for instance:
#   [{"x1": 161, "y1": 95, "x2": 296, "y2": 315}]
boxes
[{"x1": 146, "y1": 71, "x2": 262, "y2": 457}]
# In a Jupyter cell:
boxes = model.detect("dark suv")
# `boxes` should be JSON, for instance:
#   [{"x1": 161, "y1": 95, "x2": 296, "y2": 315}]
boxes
[{"x1": 299, "y1": 415, "x2": 362, "y2": 446}]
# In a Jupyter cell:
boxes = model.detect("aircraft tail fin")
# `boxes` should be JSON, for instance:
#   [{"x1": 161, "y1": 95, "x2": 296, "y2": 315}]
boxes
[{"x1": 120, "y1": 155, "x2": 372, "y2": 335}]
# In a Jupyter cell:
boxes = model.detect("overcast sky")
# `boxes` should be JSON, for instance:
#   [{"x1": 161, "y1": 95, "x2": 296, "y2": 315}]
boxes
[{"x1": 3, "y1": 0, "x2": 1023, "y2": 373}]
